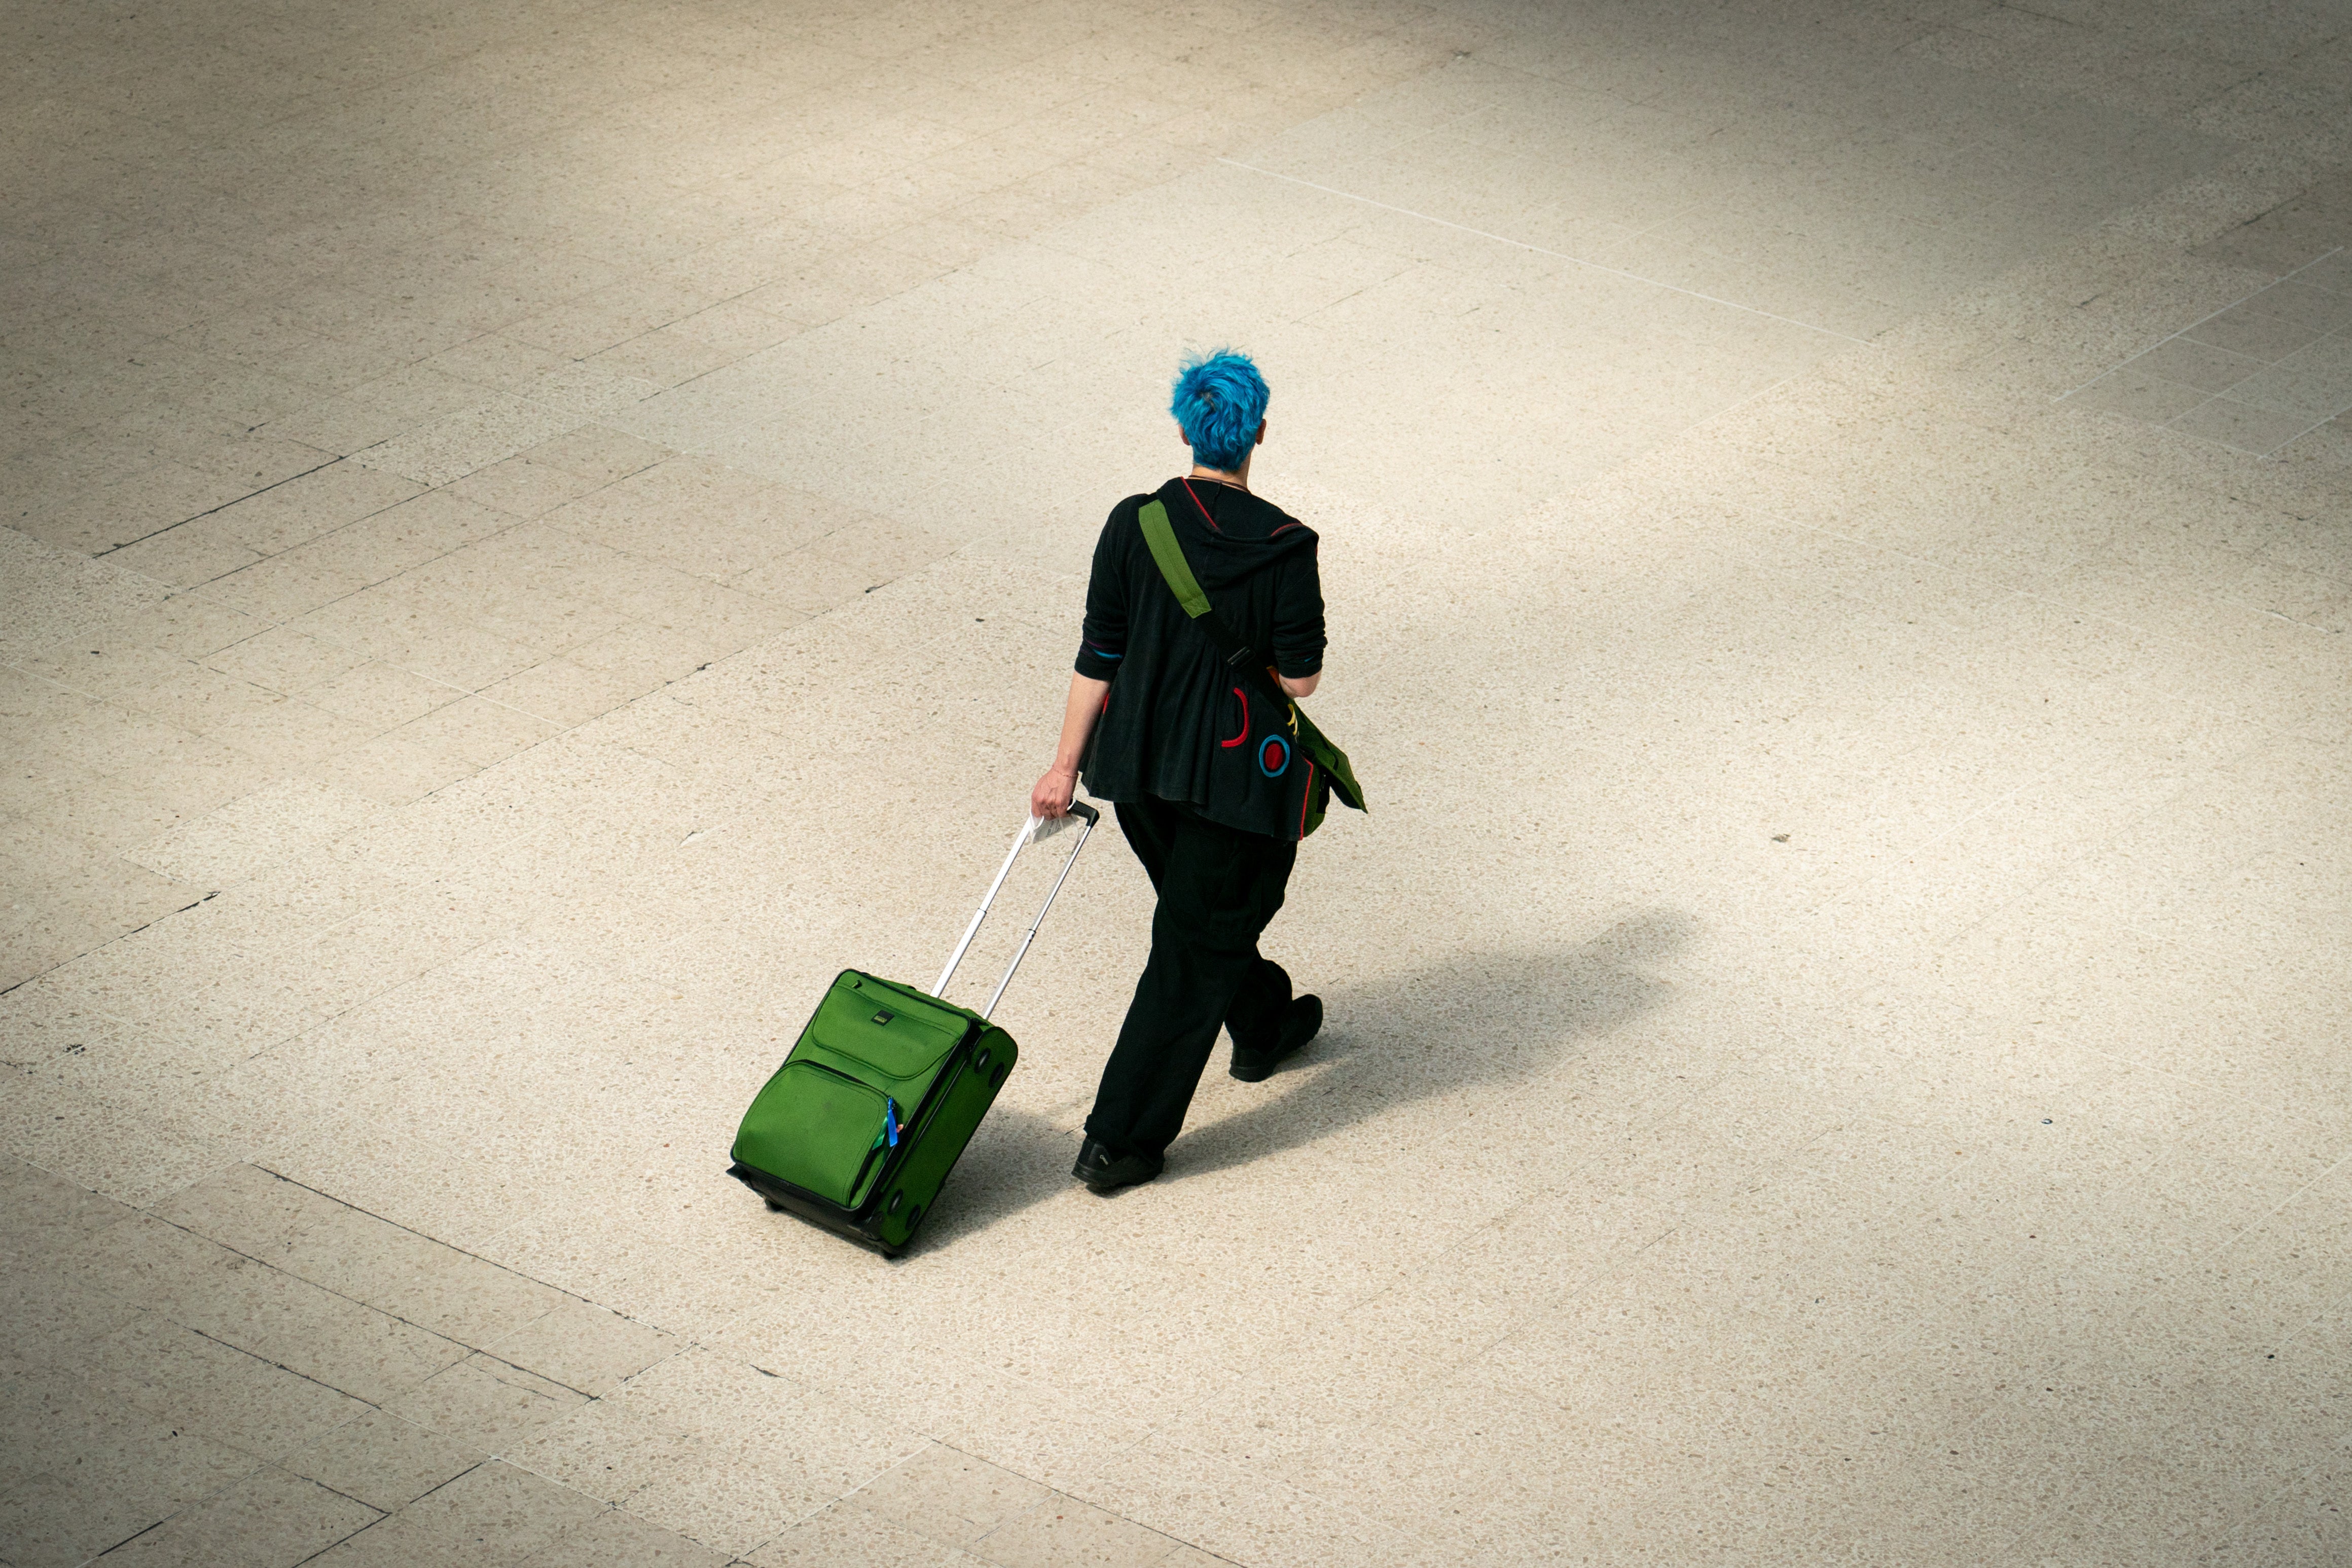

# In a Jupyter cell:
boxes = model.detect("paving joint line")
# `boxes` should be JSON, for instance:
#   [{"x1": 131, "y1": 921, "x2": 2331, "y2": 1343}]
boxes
[
  {"x1": 2272, "y1": 1277, "x2": 2352, "y2": 1355},
  {"x1": 91, "y1": 454, "x2": 345, "y2": 558},
  {"x1": 2211, "y1": 1146, "x2": 2352, "y2": 1272},
  {"x1": 2053, "y1": 246, "x2": 2350, "y2": 453},
  {"x1": 2054, "y1": 245, "x2": 2346, "y2": 399},
  {"x1": 141, "y1": 1165, "x2": 660, "y2": 1370}
]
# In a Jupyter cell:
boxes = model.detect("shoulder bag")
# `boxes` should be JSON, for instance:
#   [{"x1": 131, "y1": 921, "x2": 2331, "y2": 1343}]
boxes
[{"x1": 1137, "y1": 496, "x2": 1365, "y2": 840}]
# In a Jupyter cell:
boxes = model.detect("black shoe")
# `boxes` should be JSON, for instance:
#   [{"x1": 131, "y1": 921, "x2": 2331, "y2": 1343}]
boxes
[
  {"x1": 1231, "y1": 994, "x2": 1321, "y2": 1082},
  {"x1": 1072, "y1": 1138, "x2": 1164, "y2": 1192}
]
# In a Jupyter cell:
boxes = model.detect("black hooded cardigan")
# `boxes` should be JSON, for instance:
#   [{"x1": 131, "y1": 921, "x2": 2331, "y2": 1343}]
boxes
[{"x1": 1073, "y1": 477, "x2": 1326, "y2": 840}]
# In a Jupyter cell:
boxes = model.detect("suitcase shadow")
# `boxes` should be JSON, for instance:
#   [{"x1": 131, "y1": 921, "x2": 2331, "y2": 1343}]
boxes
[
  {"x1": 905, "y1": 909, "x2": 1691, "y2": 1251},
  {"x1": 898, "y1": 1102, "x2": 1095, "y2": 1254}
]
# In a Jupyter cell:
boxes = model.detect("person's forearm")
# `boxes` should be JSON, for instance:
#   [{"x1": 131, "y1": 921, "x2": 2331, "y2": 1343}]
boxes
[{"x1": 1051, "y1": 674, "x2": 1111, "y2": 773}]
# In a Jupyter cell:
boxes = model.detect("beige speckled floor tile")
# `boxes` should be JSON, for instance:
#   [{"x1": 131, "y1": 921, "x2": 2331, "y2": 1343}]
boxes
[
  {"x1": 0, "y1": 1072, "x2": 241, "y2": 1207},
  {"x1": 310, "y1": 1460, "x2": 604, "y2": 1568},
  {"x1": 483, "y1": 1298, "x2": 679, "y2": 1398},
  {"x1": 1065, "y1": 1434, "x2": 1423, "y2": 1568},
  {"x1": 281, "y1": 1408, "x2": 483, "y2": 1513},
  {"x1": 95, "y1": 1466, "x2": 382, "y2": 1567},
  {"x1": 0, "y1": 1155, "x2": 138, "y2": 1261},
  {"x1": 59, "y1": 1311, "x2": 374, "y2": 1460},
  {"x1": 849, "y1": 1445, "x2": 1056, "y2": 1550},
  {"x1": 257, "y1": 1205, "x2": 569, "y2": 1348},
  {"x1": 969, "y1": 1492, "x2": 1183, "y2": 1568},
  {"x1": 383, "y1": 1354, "x2": 590, "y2": 1449},
  {"x1": 477, "y1": 656, "x2": 657, "y2": 727},
  {"x1": 519, "y1": 1504, "x2": 740, "y2": 1567},
  {"x1": 750, "y1": 1502, "x2": 995, "y2": 1567},
  {"x1": 12, "y1": 2, "x2": 2352, "y2": 1564},
  {"x1": 202, "y1": 623, "x2": 375, "y2": 696}
]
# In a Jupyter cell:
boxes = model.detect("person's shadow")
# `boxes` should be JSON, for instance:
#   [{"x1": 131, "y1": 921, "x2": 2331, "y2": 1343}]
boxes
[{"x1": 904, "y1": 909, "x2": 1692, "y2": 1254}]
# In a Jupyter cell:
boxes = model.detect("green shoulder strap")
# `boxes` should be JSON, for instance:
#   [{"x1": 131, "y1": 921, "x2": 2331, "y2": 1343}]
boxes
[{"x1": 1137, "y1": 500, "x2": 1213, "y2": 619}]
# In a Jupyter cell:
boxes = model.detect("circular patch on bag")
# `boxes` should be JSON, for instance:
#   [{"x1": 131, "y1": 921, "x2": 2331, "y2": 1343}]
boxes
[{"x1": 1257, "y1": 735, "x2": 1291, "y2": 778}]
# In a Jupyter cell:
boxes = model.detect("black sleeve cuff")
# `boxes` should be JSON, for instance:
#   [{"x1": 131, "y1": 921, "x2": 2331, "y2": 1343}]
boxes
[{"x1": 1075, "y1": 648, "x2": 1122, "y2": 681}]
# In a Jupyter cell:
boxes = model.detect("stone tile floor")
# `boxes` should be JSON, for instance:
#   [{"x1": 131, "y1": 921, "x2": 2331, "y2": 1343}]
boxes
[
  {"x1": 4, "y1": 0, "x2": 2351, "y2": 1563},
  {"x1": 2064, "y1": 244, "x2": 2352, "y2": 452}
]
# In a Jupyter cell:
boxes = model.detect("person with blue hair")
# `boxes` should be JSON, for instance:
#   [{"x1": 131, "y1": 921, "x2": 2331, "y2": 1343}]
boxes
[{"x1": 1030, "y1": 348, "x2": 1332, "y2": 1193}]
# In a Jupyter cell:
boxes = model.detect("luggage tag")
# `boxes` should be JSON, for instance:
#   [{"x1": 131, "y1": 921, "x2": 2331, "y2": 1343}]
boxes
[
  {"x1": 870, "y1": 1098, "x2": 901, "y2": 1153},
  {"x1": 1028, "y1": 811, "x2": 1080, "y2": 844}
]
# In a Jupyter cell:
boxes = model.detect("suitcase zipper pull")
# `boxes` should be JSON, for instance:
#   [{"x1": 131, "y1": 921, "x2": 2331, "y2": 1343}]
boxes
[{"x1": 868, "y1": 1098, "x2": 902, "y2": 1156}]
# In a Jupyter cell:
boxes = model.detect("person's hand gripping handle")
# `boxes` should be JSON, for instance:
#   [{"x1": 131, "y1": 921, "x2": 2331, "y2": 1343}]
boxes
[{"x1": 1032, "y1": 673, "x2": 1110, "y2": 819}]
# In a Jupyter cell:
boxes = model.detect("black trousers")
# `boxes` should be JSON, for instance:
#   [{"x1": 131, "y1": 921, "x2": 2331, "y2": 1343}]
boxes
[{"x1": 1084, "y1": 796, "x2": 1299, "y2": 1157}]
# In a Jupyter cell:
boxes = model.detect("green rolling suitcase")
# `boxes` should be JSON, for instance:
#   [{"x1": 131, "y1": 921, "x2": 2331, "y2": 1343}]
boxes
[{"x1": 729, "y1": 803, "x2": 1099, "y2": 1255}]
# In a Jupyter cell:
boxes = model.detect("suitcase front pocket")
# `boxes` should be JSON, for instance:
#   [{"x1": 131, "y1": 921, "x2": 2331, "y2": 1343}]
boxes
[
  {"x1": 791, "y1": 973, "x2": 970, "y2": 1102},
  {"x1": 733, "y1": 1061, "x2": 904, "y2": 1210}
]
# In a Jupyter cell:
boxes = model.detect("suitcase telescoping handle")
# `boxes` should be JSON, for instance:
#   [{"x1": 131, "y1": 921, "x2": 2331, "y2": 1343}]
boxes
[{"x1": 933, "y1": 801, "x2": 1099, "y2": 1020}]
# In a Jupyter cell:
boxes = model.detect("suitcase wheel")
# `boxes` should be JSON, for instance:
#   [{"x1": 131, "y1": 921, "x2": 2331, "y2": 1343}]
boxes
[
  {"x1": 887, "y1": 1189, "x2": 903, "y2": 1214},
  {"x1": 764, "y1": 1198, "x2": 786, "y2": 1212},
  {"x1": 992, "y1": 1063, "x2": 1007, "y2": 1088},
  {"x1": 976, "y1": 1047, "x2": 991, "y2": 1070}
]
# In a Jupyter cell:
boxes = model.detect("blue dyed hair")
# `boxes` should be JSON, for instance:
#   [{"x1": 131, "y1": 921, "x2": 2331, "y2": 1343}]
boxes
[{"x1": 1170, "y1": 349, "x2": 1268, "y2": 471}]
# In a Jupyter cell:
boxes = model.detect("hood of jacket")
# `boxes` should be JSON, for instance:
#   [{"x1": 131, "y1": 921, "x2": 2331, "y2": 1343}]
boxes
[{"x1": 1150, "y1": 477, "x2": 1319, "y2": 591}]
